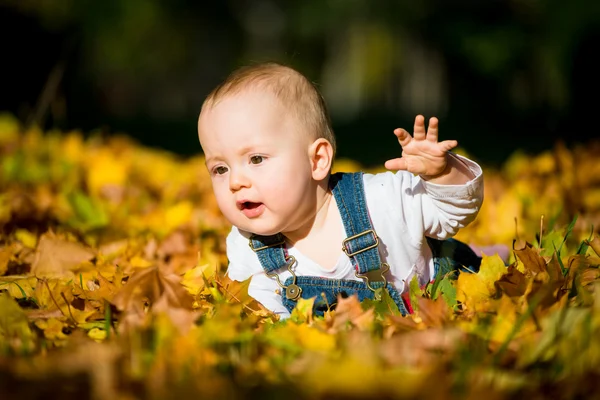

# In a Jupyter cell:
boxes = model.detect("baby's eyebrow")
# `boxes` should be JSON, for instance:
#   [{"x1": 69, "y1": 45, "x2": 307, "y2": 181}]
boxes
[
  {"x1": 237, "y1": 145, "x2": 258, "y2": 155},
  {"x1": 204, "y1": 156, "x2": 221, "y2": 166}
]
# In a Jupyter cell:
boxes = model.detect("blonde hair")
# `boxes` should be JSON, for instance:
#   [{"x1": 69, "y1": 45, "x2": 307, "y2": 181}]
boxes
[{"x1": 201, "y1": 62, "x2": 336, "y2": 155}]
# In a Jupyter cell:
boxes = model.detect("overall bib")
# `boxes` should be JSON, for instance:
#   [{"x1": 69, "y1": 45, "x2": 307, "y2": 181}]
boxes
[{"x1": 248, "y1": 172, "x2": 481, "y2": 317}]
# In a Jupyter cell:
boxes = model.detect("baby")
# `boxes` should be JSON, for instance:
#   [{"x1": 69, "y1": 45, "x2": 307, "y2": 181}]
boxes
[{"x1": 197, "y1": 62, "x2": 484, "y2": 318}]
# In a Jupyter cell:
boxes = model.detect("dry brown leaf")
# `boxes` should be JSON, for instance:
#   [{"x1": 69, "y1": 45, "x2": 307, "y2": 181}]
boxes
[
  {"x1": 416, "y1": 297, "x2": 450, "y2": 328},
  {"x1": 546, "y1": 252, "x2": 564, "y2": 282},
  {"x1": 587, "y1": 236, "x2": 600, "y2": 257},
  {"x1": 153, "y1": 296, "x2": 198, "y2": 335},
  {"x1": 513, "y1": 242, "x2": 546, "y2": 274},
  {"x1": 111, "y1": 265, "x2": 194, "y2": 313},
  {"x1": 379, "y1": 328, "x2": 465, "y2": 367},
  {"x1": 31, "y1": 233, "x2": 95, "y2": 279},
  {"x1": 329, "y1": 295, "x2": 374, "y2": 332},
  {"x1": 157, "y1": 230, "x2": 188, "y2": 258},
  {"x1": 495, "y1": 265, "x2": 529, "y2": 297}
]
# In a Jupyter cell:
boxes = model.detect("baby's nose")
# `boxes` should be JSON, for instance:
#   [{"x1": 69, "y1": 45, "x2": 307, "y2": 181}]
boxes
[{"x1": 229, "y1": 169, "x2": 250, "y2": 191}]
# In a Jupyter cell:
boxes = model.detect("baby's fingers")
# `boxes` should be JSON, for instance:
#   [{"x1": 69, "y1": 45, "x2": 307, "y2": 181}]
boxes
[
  {"x1": 384, "y1": 157, "x2": 407, "y2": 171},
  {"x1": 393, "y1": 128, "x2": 412, "y2": 148},
  {"x1": 426, "y1": 117, "x2": 439, "y2": 143},
  {"x1": 439, "y1": 139, "x2": 458, "y2": 152},
  {"x1": 413, "y1": 115, "x2": 426, "y2": 140}
]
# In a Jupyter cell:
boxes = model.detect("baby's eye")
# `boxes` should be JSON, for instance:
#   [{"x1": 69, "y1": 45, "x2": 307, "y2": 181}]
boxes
[
  {"x1": 213, "y1": 166, "x2": 228, "y2": 175},
  {"x1": 250, "y1": 155, "x2": 264, "y2": 165}
]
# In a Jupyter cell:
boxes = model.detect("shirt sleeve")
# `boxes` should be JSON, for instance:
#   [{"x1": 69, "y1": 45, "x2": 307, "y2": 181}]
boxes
[
  {"x1": 419, "y1": 153, "x2": 483, "y2": 239},
  {"x1": 363, "y1": 153, "x2": 483, "y2": 244}
]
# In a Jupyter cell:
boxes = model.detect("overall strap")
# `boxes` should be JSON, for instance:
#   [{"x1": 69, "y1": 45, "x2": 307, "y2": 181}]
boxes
[
  {"x1": 249, "y1": 233, "x2": 286, "y2": 274},
  {"x1": 249, "y1": 233, "x2": 302, "y2": 301},
  {"x1": 330, "y1": 172, "x2": 389, "y2": 289},
  {"x1": 330, "y1": 172, "x2": 382, "y2": 274}
]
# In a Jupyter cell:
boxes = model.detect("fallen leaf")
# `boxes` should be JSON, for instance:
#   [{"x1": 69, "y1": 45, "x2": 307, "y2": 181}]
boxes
[
  {"x1": 513, "y1": 242, "x2": 546, "y2": 274},
  {"x1": 31, "y1": 233, "x2": 95, "y2": 278},
  {"x1": 495, "y1": 265, "x2": 529, "y2": 297},
  {"x1": 329, "y1": 295, "x2": 374, "y2": 332}
]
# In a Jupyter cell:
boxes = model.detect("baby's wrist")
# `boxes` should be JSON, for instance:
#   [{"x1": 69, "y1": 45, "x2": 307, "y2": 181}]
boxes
[
  {"x1": 420, "y1": 153, "x2": 451, "y2": 181},
  {"x1": 421, "y1": 153, "x2": 474, "y2": 183}
]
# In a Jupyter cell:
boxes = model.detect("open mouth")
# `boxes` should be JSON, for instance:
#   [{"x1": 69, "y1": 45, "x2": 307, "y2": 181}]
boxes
[
  {"x1": 237, "y1": 201, "x2": 265, "y2": 218},
  {"x1": 237, "y1": 201, "x2": 262, "y2": 210}
]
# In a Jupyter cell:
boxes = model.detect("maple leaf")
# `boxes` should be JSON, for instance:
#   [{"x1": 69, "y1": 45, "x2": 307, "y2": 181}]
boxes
[
  {"x1": 329, "y1": 295, "x2": 374, "y2": 332},
  {"x1": 111, "y1": 264, "x2": 195, "y2": 333},
  {"x1": 111, "y1": 265, "x2": 194, "y2": 311},
  {"x1": 495, "y1": 265, "x2": 529, "y2": 297},
  {"x1": 181, "y1": 263, "x2": 216, "y2": 296},
  {"x1": 31, "y1": 232, "x2": 95, "y2": 279},
  {"x1": 456, "y1": 254, "x2": 507, "y2": 312},
  {"x1": 513, "y1": 241, "x2": 546, "y2": 275}
]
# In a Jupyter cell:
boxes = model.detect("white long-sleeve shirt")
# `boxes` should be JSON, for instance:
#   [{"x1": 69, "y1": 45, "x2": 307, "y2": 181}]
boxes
[{"x1": 225, "y1": 154, "x2": 483, "y2": 317}]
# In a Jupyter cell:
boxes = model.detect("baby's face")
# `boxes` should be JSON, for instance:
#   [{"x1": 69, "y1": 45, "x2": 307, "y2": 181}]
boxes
[{"x1": 198, "y1": 90, "x2": 319, "y2": 236}]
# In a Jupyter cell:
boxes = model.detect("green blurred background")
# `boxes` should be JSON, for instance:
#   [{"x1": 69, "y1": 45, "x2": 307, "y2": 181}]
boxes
[{"x1": 1, "y1": 0, "x2": 598, "y2": 167}]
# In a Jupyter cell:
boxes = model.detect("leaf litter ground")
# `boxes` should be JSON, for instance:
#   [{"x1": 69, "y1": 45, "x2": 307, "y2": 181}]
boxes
[{"x1": 1, "y1": 114, "x2": 600, "y2": 399}]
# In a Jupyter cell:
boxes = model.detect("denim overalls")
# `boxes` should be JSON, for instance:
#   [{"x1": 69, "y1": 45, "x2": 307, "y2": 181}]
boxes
[{"x1": 248, "y1": 172, "x2": 481, "y2": 316}]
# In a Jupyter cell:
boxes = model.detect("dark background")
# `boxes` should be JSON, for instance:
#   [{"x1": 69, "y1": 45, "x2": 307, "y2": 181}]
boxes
[{"x1": 1, "y1": 0, "x2": 598, "y2": 168}]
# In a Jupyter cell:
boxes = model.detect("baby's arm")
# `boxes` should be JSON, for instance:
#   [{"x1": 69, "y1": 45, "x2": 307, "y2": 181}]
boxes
[
  {"x1": 384, "y1": 115, "x2": 474, "y2": 185},
  {"x1": 373, "y1": 114, "x2": 483, "y2": 241}
]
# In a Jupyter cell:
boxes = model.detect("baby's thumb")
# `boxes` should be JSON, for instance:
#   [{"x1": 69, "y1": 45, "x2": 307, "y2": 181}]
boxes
[{"x1": 385, "y1": 158, "x2": 407, "y2": 171}]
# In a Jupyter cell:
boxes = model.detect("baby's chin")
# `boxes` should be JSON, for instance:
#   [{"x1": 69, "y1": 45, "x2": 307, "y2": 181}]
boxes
[{"x1": 234, "y1": 221, "x2": 283, "y2": 237}]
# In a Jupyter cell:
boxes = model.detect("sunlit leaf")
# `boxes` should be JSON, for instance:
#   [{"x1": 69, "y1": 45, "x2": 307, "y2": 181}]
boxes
[{"x1": 31, "y1": 233, "x2": 95, "y2": 278}]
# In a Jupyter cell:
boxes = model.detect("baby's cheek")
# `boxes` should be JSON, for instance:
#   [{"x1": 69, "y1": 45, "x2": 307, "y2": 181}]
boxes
[{"x1": 214, "y1": 192, "x2": 232, "y2": 215}]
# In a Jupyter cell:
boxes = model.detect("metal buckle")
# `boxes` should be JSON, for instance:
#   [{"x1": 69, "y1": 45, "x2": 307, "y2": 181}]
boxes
[
  {"x1": 249, "y1": 237, "x2": 285, "y2": 252},
  {"x1": 355, "y1": 263, "x2": 390, "y2": 292},
  {"x1": 342, "y1": 229, "x2": 379, "y2": 257},
  {"x1": 265, "y1": 256, "x2": 303, "y2": 300}
]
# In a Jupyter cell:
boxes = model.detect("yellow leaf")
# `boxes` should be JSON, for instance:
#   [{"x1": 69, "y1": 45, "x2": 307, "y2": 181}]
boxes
[
  {"x1": 294, "y1": 323, "x2": 336, "y2": 352},
  {"x1": 35, "y1": 318, "x2": 68, "y2": 341},
  {"x1": 456, "y1": 273, "x2": 490, "y2": 305},
  {"x1": 86, "y1": 149, "x2": 130, "y2": 196},
  {"x1": 15, "y1": 229, "x2": 38, "y2": 248},
  {"x1": 291, "y1": 297, "x2": 314, "y2": 324},
  {"x1": 489, "y1": 296, "x2": 518, "y2": 343},
  {"x1": 164, "y1": 201, "x2": 193, "y2": 231},
  {"x1": 478, "y1": 254, "x2": 509, "y2": 292},
  {"x1": 0, "y1": 277, "x2": 37, "y2": 299},
  {"x1": 130, "y1": 255, "x2": 154, "y2": 269},
  {"x1": 181, "y1": 263, "x2": 215, "y2": 295},
  {"x1": 88, "y1": 327, "x2": 107, "y2": 341},
  {"x1": 70, "y1": 308, "x2": 99, "y2": 325},
  {"x1": 456, "y1": 254, "x2": 507, "y2": 310}
]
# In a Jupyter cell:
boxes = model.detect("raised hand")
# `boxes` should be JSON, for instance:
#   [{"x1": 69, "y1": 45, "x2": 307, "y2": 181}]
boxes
[{"x1": 384, "y1": 115, "x2": 458, "y2": 178}]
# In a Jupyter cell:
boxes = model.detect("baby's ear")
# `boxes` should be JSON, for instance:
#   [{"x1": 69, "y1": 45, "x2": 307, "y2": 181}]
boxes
[{"x1": 309, "y1": 138, "x2": 333, "y2": 181}]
